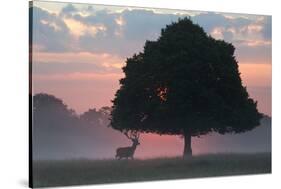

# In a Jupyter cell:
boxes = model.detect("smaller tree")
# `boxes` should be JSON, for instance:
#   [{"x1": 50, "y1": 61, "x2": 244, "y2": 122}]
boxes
[
  {"x1": 80, "y1": 106, "x2": 112, "y2": 127},
  {"x1": 80, "y1": 108, "x2": 102, "y2": 126}
]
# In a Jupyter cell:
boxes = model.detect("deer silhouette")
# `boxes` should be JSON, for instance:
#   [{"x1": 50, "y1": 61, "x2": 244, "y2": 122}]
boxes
[{"x1": 115, "y1": 131, "x2": 140, "y2": 160}]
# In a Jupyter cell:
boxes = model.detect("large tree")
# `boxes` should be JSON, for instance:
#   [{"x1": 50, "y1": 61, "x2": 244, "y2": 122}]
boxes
[{"x1": 110, "y1": 18, "x2": 262, "y2": 157}]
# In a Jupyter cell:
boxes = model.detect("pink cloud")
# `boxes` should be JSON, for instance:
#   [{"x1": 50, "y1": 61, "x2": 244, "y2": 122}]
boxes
[
  {"x1": 34, "y1": 51, "x2": 124, "y2": 67},
  {"x1": 33, "y1": 72, "x2": 123, "y2": 81}
]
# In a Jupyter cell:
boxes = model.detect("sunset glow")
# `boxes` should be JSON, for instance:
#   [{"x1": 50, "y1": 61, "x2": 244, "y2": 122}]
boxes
[
  {"x1": 239, "y1": 63, "x2": 271, "y2": 87},
  {"x1": 157, "y1": 87, "x2": 168, "y2": 102}
]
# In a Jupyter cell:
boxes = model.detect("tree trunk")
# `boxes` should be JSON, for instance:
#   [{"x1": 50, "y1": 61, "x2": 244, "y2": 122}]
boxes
[{"x1": 183, "y1": 132, "x2": 192, "y2": 158}]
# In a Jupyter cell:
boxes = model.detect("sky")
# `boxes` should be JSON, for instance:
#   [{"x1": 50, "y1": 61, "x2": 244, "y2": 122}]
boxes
[{"x1": 31, "y1": 1, "x2": 272, "y2": 116}]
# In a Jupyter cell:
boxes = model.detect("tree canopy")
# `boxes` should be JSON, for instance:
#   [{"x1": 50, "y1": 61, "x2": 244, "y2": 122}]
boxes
[
  {"x1": 110, "y1": 18, "x2": 262, "y2": 139},
  {"x1": 80, "y1": 107, "x2": 112, "y2": 127},
  {"x1": 33, "y1": 93, "x2": 77, "y2": 123}
]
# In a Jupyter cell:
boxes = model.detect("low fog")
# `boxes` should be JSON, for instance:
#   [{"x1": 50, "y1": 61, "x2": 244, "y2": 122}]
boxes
[{"x1": 32, "y1": 93, "x2": 271, "y2": 160}]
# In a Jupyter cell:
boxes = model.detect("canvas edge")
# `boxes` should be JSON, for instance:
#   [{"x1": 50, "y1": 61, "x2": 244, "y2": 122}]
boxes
[{"x1": 29, "y1": 1, "x2": 34, "y2": 188}]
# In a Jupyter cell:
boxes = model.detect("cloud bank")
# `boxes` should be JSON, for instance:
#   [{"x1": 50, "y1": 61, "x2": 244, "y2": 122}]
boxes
[{"x1": 32, "y1": 3, "x2": 271, "y2": 62}]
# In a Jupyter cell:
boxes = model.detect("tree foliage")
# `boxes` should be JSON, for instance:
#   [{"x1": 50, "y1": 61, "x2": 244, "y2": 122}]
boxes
[
  {"x1": 80, "y1": 107, "x2": 112, "y2": 127},
  {"x1": 33, "y1": 93, "x2": 77, "y2": 124},
  {"x1": 111, "y1": 18, "x2": 262, "y2": 137}
]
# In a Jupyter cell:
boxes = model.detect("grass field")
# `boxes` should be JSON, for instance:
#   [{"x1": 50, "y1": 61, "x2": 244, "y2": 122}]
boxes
[{"x1": 32, "y1": 153, "x2": 271, "y2": 188}]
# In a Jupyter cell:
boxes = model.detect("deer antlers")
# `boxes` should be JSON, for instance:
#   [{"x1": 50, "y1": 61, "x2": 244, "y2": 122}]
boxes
[{"x1": 123, "y1": 130, "x2": 140, "y2": 140}]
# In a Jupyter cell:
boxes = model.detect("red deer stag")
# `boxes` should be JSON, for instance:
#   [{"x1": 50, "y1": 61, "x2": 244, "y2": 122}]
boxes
[{"x1": 115, "y1": 131, "x2": 140, "y2": 160}]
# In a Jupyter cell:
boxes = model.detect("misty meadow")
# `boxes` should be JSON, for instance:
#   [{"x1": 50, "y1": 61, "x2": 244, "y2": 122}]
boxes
[
  {"x1": 32, "y1": 93, "x2": 271, "y2": 160},
  {"x1": 30, "y1": 1, "x2": 272, "y2": 188}
]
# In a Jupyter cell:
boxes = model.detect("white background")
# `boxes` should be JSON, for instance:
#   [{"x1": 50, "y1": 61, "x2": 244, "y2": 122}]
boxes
[{"x1": 0, "y1": 0, "x2": 280, "y2": 188}]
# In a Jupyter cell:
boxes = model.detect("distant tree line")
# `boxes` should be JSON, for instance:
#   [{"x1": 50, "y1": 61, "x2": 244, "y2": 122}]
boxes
[
  {"x1": 33, "y1": 93, "x2": 111, "y2": 128},
  {"x1": 32, "y1": 93, "x2": 113, "y2": 160}
]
